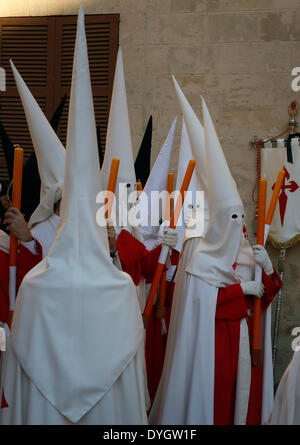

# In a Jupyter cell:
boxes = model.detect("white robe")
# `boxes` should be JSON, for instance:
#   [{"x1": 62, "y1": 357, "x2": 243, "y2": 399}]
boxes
[
  {"x1": 0, "y1": 220, "x2": 147, "y2": 425},
  {"x1": 149, "y1": 237, "x2": 218, "y2": 424},
  {"x1": 30, "y1": 214, "x2": 122, "y2": 270},
  {"x1": 270, "y1": 350, "x2": 300, "y2": 425},
  {"x1": 149, "y1": 236, "x2": 254, "y2": 425},
  {"x1": 0, "y1": 324, "x2": 148, "y2": 425},
  {"x1": 22, "y1": 213, "x2": 59, "y2": 259}
]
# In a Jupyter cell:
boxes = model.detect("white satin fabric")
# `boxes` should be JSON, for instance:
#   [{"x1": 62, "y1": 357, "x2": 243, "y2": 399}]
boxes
[
  {"x1": 0, "y1": 325, "x2": 147, "y2": 425},
  {"x1": 149, "y1": 238, "x2": 218, "y2": 425},
  {"x1": 28, "y1": 186, "x2": 63, "y2": 229},
  {"x1": 270, "y1": 350, "x2": 300, "y2": 425},
  {"x1": 30, "y1": 213, "x2": 59, "y2": 257},
  {"x1": 101, "y1": 47, "x2": 138, "y2": 235},
  {"x1": 187, "y1": 206, "x2": 245, "y2": 287},
  {"x1": 151, "y1": 222, "x2": 272, "y2": 425}
]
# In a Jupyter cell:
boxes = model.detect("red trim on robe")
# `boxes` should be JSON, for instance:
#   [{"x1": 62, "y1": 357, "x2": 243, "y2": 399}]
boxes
[
  {"x1": 16, "y1": 240, "x2": 43, "y2": 289},
  {"x1": 215, "y1": 284, "x2": 248, "y2": 321},
  {"x1": 0, "y1": 241, "x2": 42, "y2": 323},
  {"x1": 116, "y1": 230, "x2": 162, "y2": 285},
  {"x1": 214, "y1": 269, "x2": 283, "y2": 425},
  {"x1": 170, "y1": 249, "x2": 180, "y2": 266},
  {"x1": 214, "y1": 283, "x2": 246, "y2": 425},
  {"x1": 1, "y1": 389, "x2": 8, "y2": 408},
  {"x1": 145, "y1": 281, "x2": 175, "y2": 405},
  {"x1": 246, "y1": 268, "x2": 282, "y2": 425},
  {"x1": 117, "y1": 231, "x2": 179, "y2": 404},
  {"x1": 0, "y1": 249, "x2": 9, "y2": 324}
]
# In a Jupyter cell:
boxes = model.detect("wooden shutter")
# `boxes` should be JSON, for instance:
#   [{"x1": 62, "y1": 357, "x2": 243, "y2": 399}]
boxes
[
  {"x1": 0, "y1": 14, "x2": 119, "y2": 180},
  {"x1": 54, "y1": 15, "x2": 118, "y2": 151}
]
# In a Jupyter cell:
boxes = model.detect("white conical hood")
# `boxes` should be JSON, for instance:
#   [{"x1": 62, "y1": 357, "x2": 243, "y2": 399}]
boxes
[
  {"x1": 139, "y1": 117, "x2": 177, "y2": 250},
  {"x1": 201, "y1": 96, "x2": 242, "y2": 216},
  {"x1": 172, "y1": 75, "x2": 207, "y2": 191},
  {"x1": 176, "y1": 120, "x2": 201, "y2": 195},
  {"x1": 10, "y1": 60, "x2": 65, "y2": 228},
  {"x1": 12, "y1": 6, "x2": 143, "y2": 424},
  {"x1": 186, "y1": 97, "x2": 245, "y2": 287},
  {"x1": 175, "y1": 118, "x2": 209, "y2": 252},
  {"x1": 101, "y1": 46, "x2": 137, "y2": 232}
]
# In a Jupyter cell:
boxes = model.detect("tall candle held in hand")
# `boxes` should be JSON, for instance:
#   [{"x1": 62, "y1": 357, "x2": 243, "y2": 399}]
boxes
[
  {"x1": 143, "y1": 160, "x2": 196, "y2": 325},
  {"x1": 158, "y1": 172, "x2": 175, "y2": 312},
  {"x1": 105, "y1": 158, "x2": 120, "y2": 219},
  {"x1": 252, "y1": 178, "x2": 267, "y2": 363}
]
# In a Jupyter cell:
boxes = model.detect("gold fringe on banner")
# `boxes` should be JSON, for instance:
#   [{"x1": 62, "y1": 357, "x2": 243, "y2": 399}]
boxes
[{"x1": 267, "y1": 233, "x2": 300, "y2": 250}]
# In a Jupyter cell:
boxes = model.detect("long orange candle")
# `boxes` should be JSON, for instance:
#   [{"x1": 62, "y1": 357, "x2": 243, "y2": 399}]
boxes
[
  {"x1": 143, "y1": 160, "x2": 196, "y2": 327},
  {"x1": 164, "y1": 173, "x2": 174, "y2": 222},
  {"x1": 8, "y1": 146, "x2": 24, "y2": 328},
  {"x1": 157, "y1": 173, "x2": 175, "y2": 315},
  {"x1": 136, "y1": 181, "x2": 143, "y2": 192},
  {"x1": 265, "y1": 169, "x2": 285, "y2": 225},
  {"x1": 252, "y1": 178, "x2": 267, "y2": 365},
  {"x1": 136, "y1": 181, "x2": 143, "y2": 199},
  {"x1": 105, "y1": 158, "x2": 120, "y2": 219},
  {"x1": 170, "y1": 161, "x2": 196, "y2": 229}
]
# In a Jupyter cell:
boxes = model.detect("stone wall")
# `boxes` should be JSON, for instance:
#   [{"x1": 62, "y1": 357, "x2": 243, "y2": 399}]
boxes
[{"x1": 1, "y1": 0, "x2": 300, "y2": 384}]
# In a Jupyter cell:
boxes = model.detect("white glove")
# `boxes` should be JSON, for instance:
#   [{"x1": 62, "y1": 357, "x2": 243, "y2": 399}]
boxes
[
  {"x1": 162, "y1": 228, "x2": 178, "y2": 249},
  {"x1": 252, "y1": 245, "x2": 273, "y2": 275},
  {"x1": 241, "y1": 281, "x2": 265, "y2": 298}
]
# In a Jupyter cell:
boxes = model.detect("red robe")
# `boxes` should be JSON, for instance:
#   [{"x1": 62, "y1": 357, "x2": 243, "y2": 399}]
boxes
[
  {"x1": 214, "y1": 269, "x2": 282, "y2": 425},
  {"x1": 0, "y1": 241, "x2": 43, "y2": 324},
  {"x1": 145, "y1": 250, "x2": 179, "y2": 404},
  {"x1": 116, "y1": 230, "x2": 179, "y2": 404},
  {"x1": 116, "y1": 230, "x2": 162, "y2": 286},
  {"x1": 0, "y1": 240, "x2": 42, "y2": 409},
  {"x1": 116, "y1": 230, "x2": 161, "y2": 286}
]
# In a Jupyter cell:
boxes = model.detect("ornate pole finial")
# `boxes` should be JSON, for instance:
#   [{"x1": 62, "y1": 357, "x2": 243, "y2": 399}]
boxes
[{"x1": 289, "y1": 101, "x2": 298, "y2": 133}]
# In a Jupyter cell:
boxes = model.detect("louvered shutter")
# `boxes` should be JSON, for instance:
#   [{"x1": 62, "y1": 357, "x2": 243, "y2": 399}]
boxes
[
  {"x1": 0, "y1": 14, "x2": 119, "y2": 180},
  {"x1": 0, "y1": 17, "x2": 55, "y2": 179},
  {"x1": 54, "y1": 14, "x2": 118, "y2": 150}
]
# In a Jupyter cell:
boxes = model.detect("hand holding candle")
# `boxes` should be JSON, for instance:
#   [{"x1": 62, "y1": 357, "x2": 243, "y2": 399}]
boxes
[
  {"x1": 252, "y1": 178, "x2": 267, "y2": 366},
  {"x1": 143, "y1": 160, "x2": 196, "y2": 328},
  {"x1": 252, "y1": 170, "x2": 285, "y2": 365},
  {"x1": 156, "y1": 172, "x2": 174, "y2": 320}
]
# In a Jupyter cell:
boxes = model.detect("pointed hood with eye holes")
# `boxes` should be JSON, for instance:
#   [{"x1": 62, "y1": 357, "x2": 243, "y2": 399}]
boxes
[
  {"x1": 0, "y1": 95, "x2": 66, "y2": 222},
  {"x1": 139, "y1": 117, "x2": 177, "y2": 250},
  {"x1": 186, "y1": 97, "x2": 249, "y2": 287},
  {"x1": 172, "y1": 76, "x2": 210, "y2": 252},
  {"x1": 172, "y1": 75, "x2": 207, "y2": 192},
  {"x1": 10, "y1": 60, "x2": 66, "y2": 228},
  {"x1": 11, "y1": 5, "x2": 143, "y2": 424},
  {"x1": 101, "y1": 47, "x2": 140, "y2": 238},
  {"x1": 175, "y1": 118, "x2": 209, "y2": 253}
]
